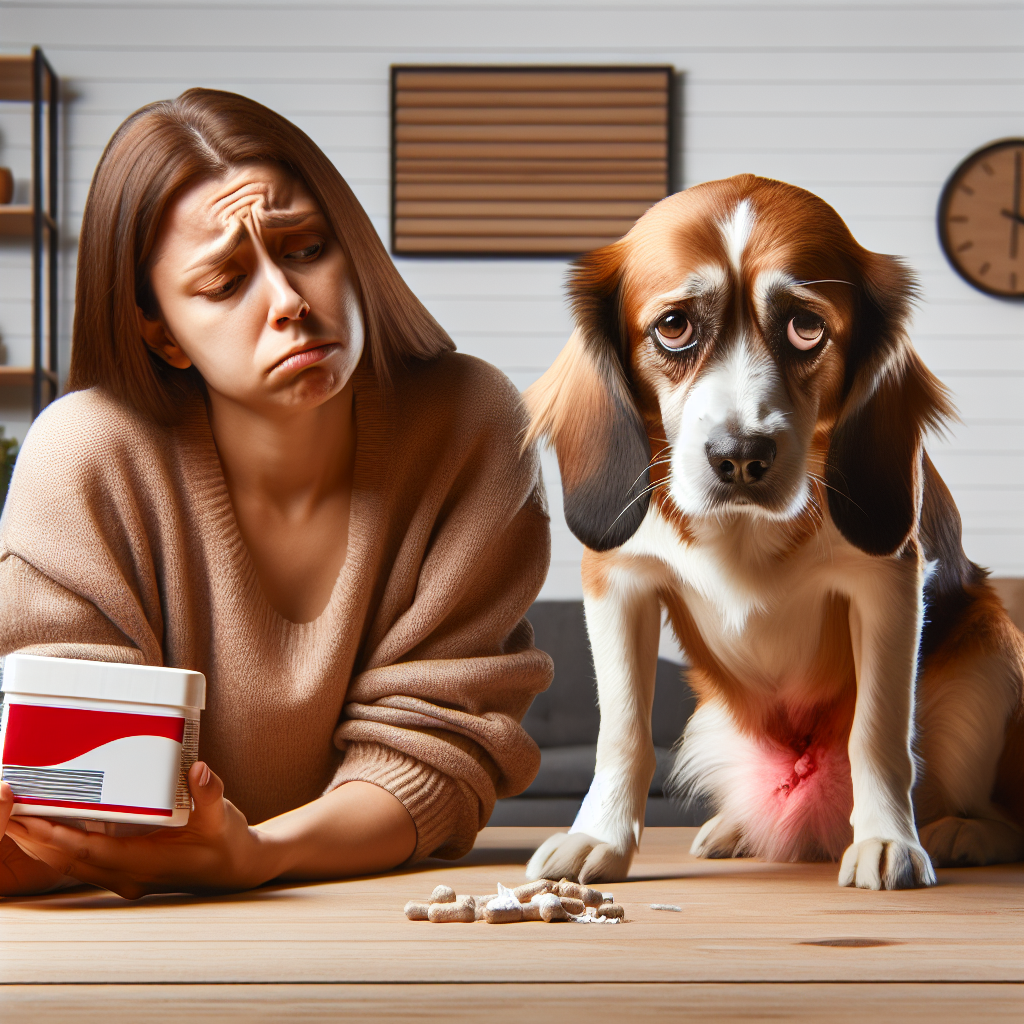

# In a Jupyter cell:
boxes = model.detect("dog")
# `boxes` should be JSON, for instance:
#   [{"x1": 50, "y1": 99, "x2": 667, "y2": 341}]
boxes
[{"x1": 523, "y1": 174, "x2": 1024, "y2": 890}]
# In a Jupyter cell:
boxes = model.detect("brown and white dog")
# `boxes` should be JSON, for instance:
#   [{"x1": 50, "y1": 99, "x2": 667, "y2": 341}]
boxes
[{"x1": 524, "y1": 174, "x2": 1024, "y2": 890}]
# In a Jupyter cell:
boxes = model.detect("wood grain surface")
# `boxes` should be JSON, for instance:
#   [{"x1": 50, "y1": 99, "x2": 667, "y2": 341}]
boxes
[
  {"x1": 0, "y1": 827, "x2": 1020, "y2": 989},
  {"x1": 1, "y1": 983, "x2": 1020, "y2": 1024}
]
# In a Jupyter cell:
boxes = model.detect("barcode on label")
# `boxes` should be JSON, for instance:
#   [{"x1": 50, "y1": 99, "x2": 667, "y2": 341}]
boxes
[
  {"x1": 174, "y1": 718, "x2": 200, "y2": 810},
  {"x1": 3, "y1": 764, "x2": 104, "y2": 803}
]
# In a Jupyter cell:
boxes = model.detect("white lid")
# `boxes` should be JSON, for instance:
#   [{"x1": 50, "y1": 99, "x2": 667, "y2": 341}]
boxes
[{"x1": 0, "y1": 654, "x2": 206, "y2": 710}]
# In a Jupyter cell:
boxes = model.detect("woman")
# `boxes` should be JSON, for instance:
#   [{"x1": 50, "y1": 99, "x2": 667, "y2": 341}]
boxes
[{"x1": 0, "y1": 89, "x2": 551, "y2": 898}]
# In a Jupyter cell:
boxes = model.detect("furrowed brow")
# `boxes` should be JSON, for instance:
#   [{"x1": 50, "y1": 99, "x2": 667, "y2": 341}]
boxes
[
  {"x1": 185, "y1": 224, "x2": 247, "y2": 272},
  {"x1": 258, "y1": 210, "x2": 321, "y2": 229},
  {"x1": 639, "y1": 266, "x2": 728, "y2": 322},
  {"x1": 752, "y1": 270, "x2": 853, "y2": 321}
]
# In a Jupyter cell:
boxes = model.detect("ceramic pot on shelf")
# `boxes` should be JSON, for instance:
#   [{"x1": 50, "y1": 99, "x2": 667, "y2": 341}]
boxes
[{"x1": 0, "y1": 167, "x2": 13, "y2": 205}]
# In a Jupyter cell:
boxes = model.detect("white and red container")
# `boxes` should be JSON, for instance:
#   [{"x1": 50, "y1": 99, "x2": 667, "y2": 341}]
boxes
[{"x1": 0, "y1": 654, "x2": 205, "y2": 827}]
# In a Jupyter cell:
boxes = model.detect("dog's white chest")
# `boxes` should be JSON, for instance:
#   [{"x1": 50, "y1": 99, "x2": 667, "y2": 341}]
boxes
[
  {"x1": 623, "y1": 510, "x2": 844, "y2": 693},
  {"x1": 681, "y1": 583, "x2": 828, "y2": 689}
]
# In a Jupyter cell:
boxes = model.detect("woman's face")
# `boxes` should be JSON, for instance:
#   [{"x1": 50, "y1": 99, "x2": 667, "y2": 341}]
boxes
[{"x1": 141, "y1": 161, "x2": 363, "y2": 415}]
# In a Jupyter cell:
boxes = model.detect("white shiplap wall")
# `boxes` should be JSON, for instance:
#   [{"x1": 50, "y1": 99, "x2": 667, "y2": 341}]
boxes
[{"x1": 1, "y1": 0, "x2": 1022, "y2": 599}]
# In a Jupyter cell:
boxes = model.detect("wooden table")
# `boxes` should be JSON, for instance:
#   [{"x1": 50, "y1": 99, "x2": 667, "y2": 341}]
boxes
[{"x1": 0, "y1": 827, "x2": 1020, "y2": 1022}]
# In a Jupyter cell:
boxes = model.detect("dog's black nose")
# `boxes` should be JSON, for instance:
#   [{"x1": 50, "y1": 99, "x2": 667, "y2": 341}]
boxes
[{"x1": 706, "y1": 434, "x2": 777, "y2": 485}]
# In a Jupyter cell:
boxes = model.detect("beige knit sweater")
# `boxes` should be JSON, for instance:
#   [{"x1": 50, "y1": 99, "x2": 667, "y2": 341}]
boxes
[{"x1": 0, "y1": 353, "x2": 552, "y2": 861}]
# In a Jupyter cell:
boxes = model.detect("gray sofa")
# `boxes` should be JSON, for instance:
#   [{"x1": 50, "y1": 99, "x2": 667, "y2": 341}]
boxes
[{"x1": 489, "y1": 601, "x2": 710, "y2": 827}]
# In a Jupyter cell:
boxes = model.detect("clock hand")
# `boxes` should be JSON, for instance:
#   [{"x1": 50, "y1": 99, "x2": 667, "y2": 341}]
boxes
[
  {"x1": 1011, "y1": 151, "x2": 1022, "y2": 260},
  {"x1": 1001, "y1": 209, "x2": 1024, "y2": 226}
]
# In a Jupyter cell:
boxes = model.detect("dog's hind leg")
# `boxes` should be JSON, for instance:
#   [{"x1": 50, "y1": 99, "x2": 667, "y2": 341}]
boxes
[
  {"x1": 670, "y1": 701, "x2": 749, "y2": 859},
  {"x1": 918, "y1": 816, "x2": 1023, "y2": 866},
  {"x1": 526, "y1": 561, "x2": 662, "y2": 885},
  {"x1": 690, "y1": 814, "x2": 744, "y2": 859},
  {"x1": 915, "y1": 648, "x2": 1024, "y2": 867}
]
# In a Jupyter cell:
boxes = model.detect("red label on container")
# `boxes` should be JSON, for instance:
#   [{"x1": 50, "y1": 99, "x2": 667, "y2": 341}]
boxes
[
  {"x1": 2, "y1": 704, "x2": 185, "y2": 767},
  {"x1": 12, "y1": 797, "x2": 173, "y2": 817}
]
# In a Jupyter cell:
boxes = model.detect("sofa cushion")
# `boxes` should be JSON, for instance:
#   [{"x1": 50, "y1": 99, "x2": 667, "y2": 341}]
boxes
[
  {"x1": 498, "y1": 602, "x2": 707, "y2": 827},
  {"x1": 489, "y1": 795, "x2": 708, "y2": 827},
  {"x1": 521, "y1": 744, "x2": 679, "y2": 797},
  {"x1": 524, "y1": 601, "x2": 697, "y2": 750}
]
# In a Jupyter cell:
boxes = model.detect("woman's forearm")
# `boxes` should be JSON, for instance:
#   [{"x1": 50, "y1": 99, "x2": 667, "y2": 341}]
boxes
[{"x1": 253, "y1": 780, "x2": 417, "y2": 881}]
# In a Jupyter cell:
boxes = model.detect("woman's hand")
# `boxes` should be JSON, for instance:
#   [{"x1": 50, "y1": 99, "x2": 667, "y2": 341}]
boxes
[
  {"x1": 3, "y1": 762, "x2": 284, "y2": 900},
  {"x1": 3, "y1": 766, "x2": 416, "y2": 900},
  {"x1": 0, "y1": 782, "x2": 73, "y2": 896}
]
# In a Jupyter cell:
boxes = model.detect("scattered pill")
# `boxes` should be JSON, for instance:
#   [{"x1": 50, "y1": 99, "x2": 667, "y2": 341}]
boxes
[
  {"x1": 512, "y1": 879, "x2": 556, "y2": 902},
  {"x1": 485, "y1": 905, "x2": 523, "y2": 924},
  {"x1": 558, "y1": 896, "x2": 586, "y2": 916},
  {"x1": 428, "y1": 898, "x2": 475, "y2": 923},
  {"x1": 474, "y1": 895, "x2": 496, "y2": 920},
  {"x1": 650, "y1": 904, "x2": 682, "y2": 912},
  {"x1": 429, "y1": 885, "x2": 456, "y2": 904},
  {"x1": 520, "y1": 902, "x2": 543, "y2": 921},
  {"x1": 404, "y1": 900, "x2": 429, "y2": 920},
  {"x1": 405, "y1": 881, "x2": 626, "y2": 925},
  {"x1": 556, "y1": 879, "x2": 585, "y2": 900},
  {"x1": 536, "y1": 892, "x2": 569, "y2": 922}
]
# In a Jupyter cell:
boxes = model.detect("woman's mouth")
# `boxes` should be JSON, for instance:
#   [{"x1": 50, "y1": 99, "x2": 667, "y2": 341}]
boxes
[{"x1": 272, "y1": 342, "x2": 341, "y2": 373}]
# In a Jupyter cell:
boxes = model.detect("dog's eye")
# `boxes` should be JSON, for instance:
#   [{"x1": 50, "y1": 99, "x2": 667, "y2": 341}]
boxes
[
  {"x1": 787, "y1": 314, "x2": 825, "y2": 351},
  {"x1": 654, "y1": 312, "x2": 694, "y2": 350}
]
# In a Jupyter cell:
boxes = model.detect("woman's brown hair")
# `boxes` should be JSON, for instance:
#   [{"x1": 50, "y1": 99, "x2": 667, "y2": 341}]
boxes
[{"x1": 69, "y1": 88, "x2": 453, "y2": 424}]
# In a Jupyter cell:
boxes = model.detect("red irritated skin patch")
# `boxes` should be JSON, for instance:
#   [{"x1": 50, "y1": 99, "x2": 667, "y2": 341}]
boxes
[{"x1": 524, "y1": 173, "x2": 1024, "y2": 889}]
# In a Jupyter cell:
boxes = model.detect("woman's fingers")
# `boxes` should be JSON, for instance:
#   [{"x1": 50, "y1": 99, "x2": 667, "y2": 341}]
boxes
[
  {"x1": 5, "y1": 816, "x2": 96, "y2": 875},
  {"x1": 6, "y1": 762, "x2": 224, "y2": 874},
  {"x1": 0, "y1": 833, "x2": 71, "y2": 896},
  {"x1": 6, "y1": 817, "x2": 177, "y2": 897},
  {"x1": 7, "y1": 813, "x2": 165, "y2": 880},
  {"x1": 4, "y1": 830, "x2": 148, "y2": 898},
  {"x1": 186, "y1": 761, "x2": 225, "y2": 826},
  {"x1": 0, "y1": 781, "x2": 14, "y2": 833},
  {"x1": 4, "y1": 764, "x2": 266, "y2": 898}
]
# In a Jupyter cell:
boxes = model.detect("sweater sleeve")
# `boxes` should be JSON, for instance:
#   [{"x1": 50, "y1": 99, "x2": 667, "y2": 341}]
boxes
[
  {"x1": 0, "y1": 393, "x2": 166, "y2": 668},
  {"x1": 330, "y1": 358, "x2": 553, "y2": 861}
]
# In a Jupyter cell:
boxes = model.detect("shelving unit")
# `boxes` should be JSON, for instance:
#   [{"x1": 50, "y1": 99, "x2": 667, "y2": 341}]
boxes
[{"x1": 0, "y1": 48, "x2": 59, "y2": 419}]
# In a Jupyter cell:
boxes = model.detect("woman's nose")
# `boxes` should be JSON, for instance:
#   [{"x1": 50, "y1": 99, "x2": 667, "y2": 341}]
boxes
[
  {"x1": 273, "y1": 301, "x2": 308, "y2": 327},
  {"x1": 264, "y1": 262, "x2": 309, "y2": 328}
]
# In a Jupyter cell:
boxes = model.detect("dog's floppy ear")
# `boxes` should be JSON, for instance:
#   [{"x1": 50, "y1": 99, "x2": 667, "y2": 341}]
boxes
[
  {"x1": 825, "y1": 253, "x2": 952, "y2": 556},
  {"x1": 524, "y1": 245, "x2": 652, "y2": 552}
]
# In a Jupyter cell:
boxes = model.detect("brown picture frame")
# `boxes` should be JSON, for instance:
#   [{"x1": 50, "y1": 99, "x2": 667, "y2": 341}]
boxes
[{"x1": 390, "y1": 64, "x2": 679, "y2": 257}]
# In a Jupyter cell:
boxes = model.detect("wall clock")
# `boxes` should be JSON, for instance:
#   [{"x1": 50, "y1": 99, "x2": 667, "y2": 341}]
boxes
[{"x1": 937, "y1": 138, "x2": 1024, "y2": 299}]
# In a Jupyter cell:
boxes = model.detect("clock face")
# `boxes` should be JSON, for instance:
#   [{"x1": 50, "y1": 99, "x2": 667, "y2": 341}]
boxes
[{"x1": 938, "y1": 139, "x2": 1024, "y2": 299}]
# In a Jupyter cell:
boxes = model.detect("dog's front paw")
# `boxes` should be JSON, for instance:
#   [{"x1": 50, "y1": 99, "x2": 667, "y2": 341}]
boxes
[
  {"x1": 525, "y1": 831, "x2": 633, "y2": 884},
  {"x1": 838, "y1": 838, "x2": 936, "y2": 890}
]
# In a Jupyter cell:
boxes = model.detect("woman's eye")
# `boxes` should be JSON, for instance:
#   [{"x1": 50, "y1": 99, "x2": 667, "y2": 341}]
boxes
[
  {"x1": 201, "y1": 275, "x2": 244, "y2": 300},
  {"x1": 285, "y1": 242, "x2": 323, "y2": 260},
  {"x1": 654, "y1": 312, "x2": 694, "y2": 350},
  {"x1": 787, "y1": 313, "x2": 826, "y2": 350}
]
